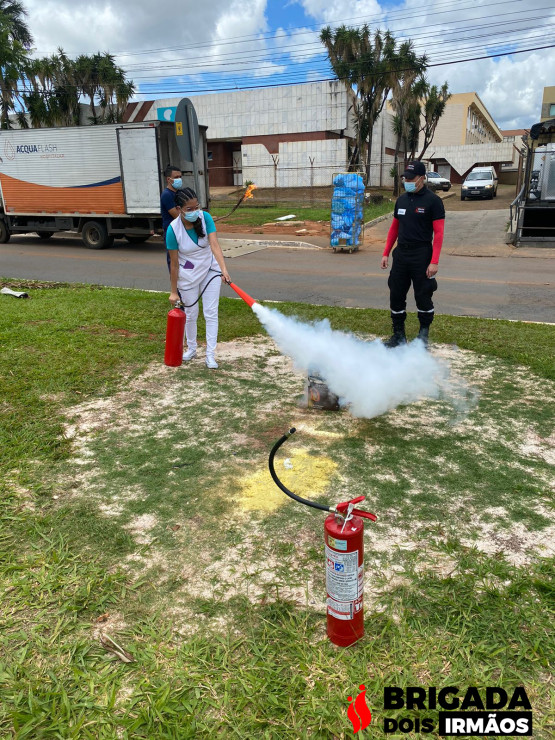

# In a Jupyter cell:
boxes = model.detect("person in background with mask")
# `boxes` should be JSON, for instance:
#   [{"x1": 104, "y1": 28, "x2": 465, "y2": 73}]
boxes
[
  {"x1": 167, "y1": 188, "x2": 231, "y2": 369},
  {"x1": 161, "y1": 165, "x2": 182, "y2": 268},
  {"x1": 380, "y1": 161, "x2": 445, "y2": 347}
]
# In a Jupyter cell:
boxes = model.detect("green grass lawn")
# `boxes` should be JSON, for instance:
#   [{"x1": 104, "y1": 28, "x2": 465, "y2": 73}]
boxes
[
  {"x1": 1, "y1": 281, "x2": 554, "y2": 738},
  {"x1": 210, "y1": 200, "x2": 394, "y2": 227}
]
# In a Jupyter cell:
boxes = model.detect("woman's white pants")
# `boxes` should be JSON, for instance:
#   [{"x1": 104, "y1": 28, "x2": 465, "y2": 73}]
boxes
[{"x1": 178, "y1": 271, "x2": 221, "y2": 357}]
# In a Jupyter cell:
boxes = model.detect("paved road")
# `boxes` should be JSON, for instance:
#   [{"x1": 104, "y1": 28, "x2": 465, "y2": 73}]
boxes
[{"x1": 2, "y1": 231, "x2": 553, "y2": 322}]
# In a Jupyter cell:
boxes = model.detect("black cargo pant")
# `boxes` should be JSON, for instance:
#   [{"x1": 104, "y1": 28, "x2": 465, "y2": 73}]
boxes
[{"x1": 388, "y1": 243, "x2": 437, "y2": 328}]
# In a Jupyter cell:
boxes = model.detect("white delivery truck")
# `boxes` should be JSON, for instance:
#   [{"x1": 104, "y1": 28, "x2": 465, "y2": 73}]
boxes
[{"x1": 0, "y1": 98, "x2": 208, "y2": 248}]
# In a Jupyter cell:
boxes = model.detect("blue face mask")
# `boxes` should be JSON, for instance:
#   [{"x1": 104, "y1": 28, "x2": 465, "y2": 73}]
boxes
[
  {"x1": 404, "y1": 181, "x2": 417, "y2": 192},
  {"x1": 171, "y1": 178, "x2": 182, "y2": 189},
  {"x1": 183, "y1": 210, "x2": 200, "y2": 222}
]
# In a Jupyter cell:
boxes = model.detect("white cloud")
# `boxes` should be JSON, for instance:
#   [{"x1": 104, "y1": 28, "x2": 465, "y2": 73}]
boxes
[
  {"x1": 296, "y1": 0, "x2": 555, "y2": 128},
  {"x1": 22, "y1": 0, "x2": 555, "y2": 128},
  {"x1": 273, "y1": 26, "x2": 322, "y2": 62},
  {"x1": 26, "y1": 0, "x2": 271, "y2": 80},
  {"x1": 296, "y1": 0, "x2": 384, "y2": 25},
  {"x1": 253, "y1": 62, "x2": 287, "y2": 78}
]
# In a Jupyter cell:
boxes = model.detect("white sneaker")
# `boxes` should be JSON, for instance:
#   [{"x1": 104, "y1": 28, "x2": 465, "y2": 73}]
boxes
[
  {"x1": 182, "y1": 348, "x2": 197, "y2": 361},
  {"x1": 205, "y1": 356, "x2": 218, "y2": 369}
]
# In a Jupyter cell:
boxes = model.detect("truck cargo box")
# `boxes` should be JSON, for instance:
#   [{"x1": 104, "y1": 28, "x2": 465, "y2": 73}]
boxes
[
  {"x1": 2, "y1": 123, "x2": 169, "y2": 216},
  {"x1": 0, "y1": 101, "x2": 208, "y2": 248}
]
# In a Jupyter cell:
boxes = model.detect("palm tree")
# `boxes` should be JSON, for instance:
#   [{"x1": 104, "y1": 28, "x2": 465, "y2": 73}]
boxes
[
  {"x1": 417, "y1": 82, "x2": 451, "y2": 160},
  {"x1": 0, "y1": 0, "x2": 32, "y2": 128},
  {"x1": 0, "y1": 0, "x2": 31, "y2": 45},
  {"x1": 19, "y1": 49, "x2": 135, "y2": 128},
  {"x1": 19, "y1": 50, "x2": 80, "y2": 127},
  {"x1": 390, "y1": 47, "x2": 427, "y2": 193},
  {"x1": 320, "y1": 25, "x2": 427, "y2": 184},
  {"x1": 321, "y1": 25, "x2": 424, "y2": 185},
  {"x1": 74, "y1": 52, "x2": 134, "y2": 124}
]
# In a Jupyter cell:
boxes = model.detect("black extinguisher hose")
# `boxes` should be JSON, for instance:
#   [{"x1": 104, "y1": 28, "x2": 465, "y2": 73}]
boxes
[
  {"x1": 176, "y1": 271, "x2": 229, "y2": 309},
  {"x1": 268, "y1": 428, "x2": 333, "y2": 513}
]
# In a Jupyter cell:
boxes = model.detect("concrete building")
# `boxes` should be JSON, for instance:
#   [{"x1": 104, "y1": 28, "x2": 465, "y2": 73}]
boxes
[
  {"x1": 499, "y1": 129, "x2": 527, "y2": 183},
  {"x1": 424, "y1": 92, "x2": 502, "y2": 148},
  {"x1": 420, "y1": 92, "x2": 516, "y2": 183},
  {"x1": 540, "y1": 86, "x2": 555, "y2": 122},
  {"x1": 124, "y1": 81, "x2": 400, "y2": 189}
]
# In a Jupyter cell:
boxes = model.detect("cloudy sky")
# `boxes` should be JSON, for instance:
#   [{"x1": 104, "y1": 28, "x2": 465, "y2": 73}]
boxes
[{"x1": 24, "y1": 0, "x2": 555, "y2": 130}]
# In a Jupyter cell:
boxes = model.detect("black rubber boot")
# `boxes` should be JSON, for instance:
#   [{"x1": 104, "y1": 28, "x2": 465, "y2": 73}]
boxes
[
  {"x1": 384, "y1": 327, "x2": 407, "y2": 348},
  {"x1": 416, "y1": 325, "x2": 429, "y2": 347}
]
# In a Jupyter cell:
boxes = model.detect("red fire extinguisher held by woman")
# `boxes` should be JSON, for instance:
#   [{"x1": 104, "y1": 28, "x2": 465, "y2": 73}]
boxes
[
  {"x1": 164, "y1": 273, "x2": 234, "y2": 367},
  {"x1": 164, "y1": 301, "x2": 186, "y2": 367},
  {"x1": 269, "y1": 428, "x2": 377, "y2": 647}
]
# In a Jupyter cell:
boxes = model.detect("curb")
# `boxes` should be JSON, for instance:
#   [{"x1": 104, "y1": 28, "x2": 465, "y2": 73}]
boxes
[
  {"x1": 364, "y1": 211, "x2": 394, "y2": 229},
  {"x1": 220, "y1": 237, "x2": 324, "y2": 250},
  {"x1": 244, "y1": 239, "x2": 325, "y2": 250}
]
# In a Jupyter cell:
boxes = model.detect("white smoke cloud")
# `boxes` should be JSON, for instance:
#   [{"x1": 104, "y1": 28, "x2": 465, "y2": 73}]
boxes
[{"x1": 253, "y1": 303, "x2": 470, "y2": 419}]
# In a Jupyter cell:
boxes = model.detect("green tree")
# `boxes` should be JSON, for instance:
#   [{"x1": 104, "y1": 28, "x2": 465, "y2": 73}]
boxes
[
  {"x1": 0, "y1": 0, "x2": 32, "y2": 128},
  {"x1": 18, "y1": 49, "x2": 135, "y2": 128},
  {"x1": 321, "y1": 25, "x2": 426, "y2": 184},
  {"x1": 416, "y1": 81, "x2": 451, "y2": 160},
  {"x1": 74, "y1": 52, "x2": 135, "y2": 125},
  {"x1": 18, "y1": 50, "x2": 81, "y2": 128},
  {"x1": 0, "y1": 0, "x2": 31, "y2": 45},
  {"x1": 389, "y1": 44, "x2": 427, "y2": 194}
]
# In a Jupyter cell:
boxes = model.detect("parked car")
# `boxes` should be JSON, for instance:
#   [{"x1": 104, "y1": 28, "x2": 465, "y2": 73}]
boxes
[
  {"x1": 461, "y1": 166, "x2": 498, "y2": 200},
  {"x1": 426, "y1": 171, "x2": 451, "y2": 191}
]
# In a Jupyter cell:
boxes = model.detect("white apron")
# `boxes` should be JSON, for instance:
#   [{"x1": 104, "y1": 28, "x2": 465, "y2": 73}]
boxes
[{"x1": 170, "y1": 211, "x2": 218, "y2": 291}]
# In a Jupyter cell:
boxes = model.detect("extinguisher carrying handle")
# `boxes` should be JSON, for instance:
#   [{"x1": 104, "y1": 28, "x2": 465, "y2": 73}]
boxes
[{"x1": 336, "y1": 497, "x2": 377, "y2": 522}]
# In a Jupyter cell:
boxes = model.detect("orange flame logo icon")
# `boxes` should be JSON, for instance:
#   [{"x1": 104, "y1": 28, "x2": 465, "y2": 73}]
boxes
[{"x1": 347, "y1": 684, "x2": 372, "y2": 733}]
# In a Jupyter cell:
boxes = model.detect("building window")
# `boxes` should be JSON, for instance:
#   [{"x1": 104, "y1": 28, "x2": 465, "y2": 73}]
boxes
[
  {"x1": 550, "y1": 103, "x2": 555, "y2": 116},
  {"x1": 207, "y1": 151, "x2": 213, "y2": 161}
]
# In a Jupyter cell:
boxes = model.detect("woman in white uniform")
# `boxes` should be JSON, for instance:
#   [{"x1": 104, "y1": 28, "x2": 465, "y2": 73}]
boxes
[{"x1": 167, "y1": 188, "x2": 231, "y2": 369}]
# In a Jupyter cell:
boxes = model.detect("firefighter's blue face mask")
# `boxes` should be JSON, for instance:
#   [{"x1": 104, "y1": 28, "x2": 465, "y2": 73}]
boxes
[{"x1": 403, "y1": 175, "x2": 422, "y2": 193}]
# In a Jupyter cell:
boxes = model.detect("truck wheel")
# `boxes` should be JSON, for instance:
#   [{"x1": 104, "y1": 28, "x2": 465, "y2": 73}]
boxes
[
  {"x1": 0, "y1": 220, "x2": 10, "y2": 243},
  {"x1": 460, "y1": 195, "x2": 465, "y2": 201},
  {"x1": 36, "y1": 231, "x2": 53, "y2": 240},
  {"x1": 82, "y1": 220, "x2": 114, "y2": 249},
  {"x1": 125, "y1": 235, "x2": 150, "y2": 244}
]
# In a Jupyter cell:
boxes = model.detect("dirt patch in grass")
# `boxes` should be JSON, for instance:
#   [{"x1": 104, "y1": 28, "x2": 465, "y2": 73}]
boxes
[{"x1": 55, "y1": 334, "x2": 554, "y2": 629}]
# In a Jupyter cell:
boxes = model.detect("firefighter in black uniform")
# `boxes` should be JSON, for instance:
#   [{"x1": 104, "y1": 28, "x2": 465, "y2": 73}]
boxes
[{"x1": 381, "y1": 161, "x2": 446, "y2": 347}]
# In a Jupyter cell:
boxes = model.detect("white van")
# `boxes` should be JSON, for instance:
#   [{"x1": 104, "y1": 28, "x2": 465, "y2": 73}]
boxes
[{"x1": 461, "y1": 166, "x2": 498, "y2": 200}]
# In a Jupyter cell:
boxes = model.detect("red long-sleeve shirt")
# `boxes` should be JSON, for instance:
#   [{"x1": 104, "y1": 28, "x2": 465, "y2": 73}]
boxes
[{"x1": 383, "y1": 217, "x2": 445, "y2": 264}]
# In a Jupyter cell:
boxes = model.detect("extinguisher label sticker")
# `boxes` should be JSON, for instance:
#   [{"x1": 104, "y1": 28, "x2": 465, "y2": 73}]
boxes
[
  {"x1": 325, "y1": 546, "x2": 359, "y2": 618},
  {"x1": 327, "y1": 598, "x2": 353, "y2": 620},
  {"x1": 327, "y1": 536, "x2": 347, "y2": 551}
]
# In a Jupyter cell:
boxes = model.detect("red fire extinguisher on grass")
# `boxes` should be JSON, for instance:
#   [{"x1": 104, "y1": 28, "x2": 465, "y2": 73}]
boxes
[
  {"x1": 269, "y1": 428, "x2": 377, "y2": 647},
  {"x1": 164, "y1": 302, "x2": 186, "y2": 367}
]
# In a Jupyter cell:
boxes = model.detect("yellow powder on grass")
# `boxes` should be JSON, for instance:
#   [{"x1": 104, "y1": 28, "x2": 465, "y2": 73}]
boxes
[{"x1": 239, "y1": 449, "x2": 338, "y2": 512}]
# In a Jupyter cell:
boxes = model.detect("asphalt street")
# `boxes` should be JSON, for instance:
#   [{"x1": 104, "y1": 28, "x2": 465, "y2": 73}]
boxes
[{"x1": 1, "y1": 230, "x2": 554, "y2": 322}]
